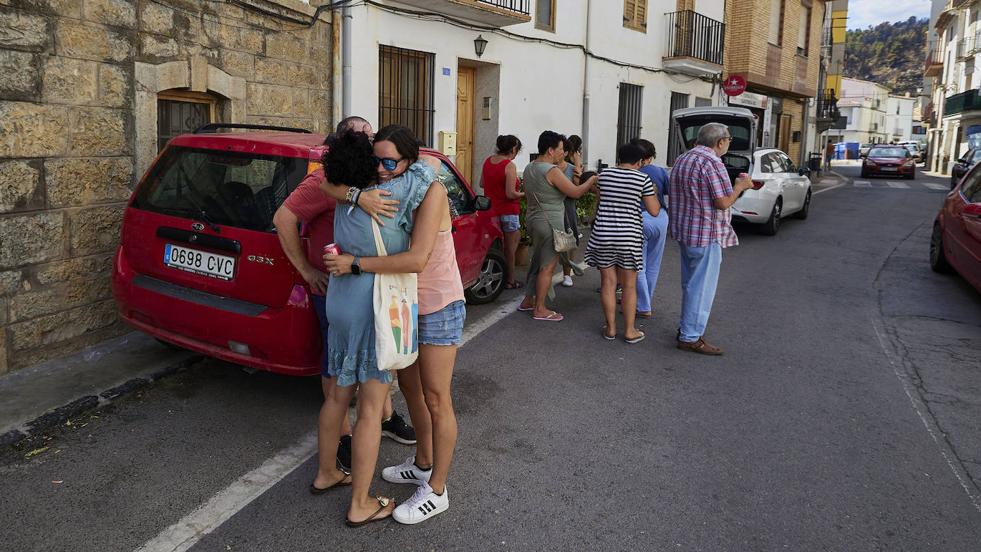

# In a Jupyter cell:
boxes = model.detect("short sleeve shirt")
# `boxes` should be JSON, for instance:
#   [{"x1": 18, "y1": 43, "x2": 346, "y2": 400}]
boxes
[
  {"x1": 667, "y1": 145, "x2": 738, "y2": 248},
  {"x1": 281, "y1": 169, "x2": 337, "y2": 287}
]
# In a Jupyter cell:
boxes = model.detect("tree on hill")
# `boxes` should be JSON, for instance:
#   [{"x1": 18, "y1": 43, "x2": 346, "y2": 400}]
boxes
[{"x1": 843, "y1": 16, "x2": 927, "y2": 96}]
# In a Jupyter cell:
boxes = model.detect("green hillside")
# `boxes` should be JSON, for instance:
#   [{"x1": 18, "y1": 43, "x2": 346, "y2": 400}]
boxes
[{"x1": 843, "y1": 16, "x2": 927, "y2": 95}]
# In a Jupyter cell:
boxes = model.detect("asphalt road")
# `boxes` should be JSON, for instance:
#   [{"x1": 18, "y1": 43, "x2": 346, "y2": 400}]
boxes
[{"x1": 2, "y1": 163, "x2": 980, "y2": 551}]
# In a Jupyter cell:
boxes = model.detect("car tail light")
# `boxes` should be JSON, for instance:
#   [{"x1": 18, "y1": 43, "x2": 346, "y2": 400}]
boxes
[
  {"x1": 752, "y1": 180, "x2": 765, "y2": 190},
  {"x1": 864, "y1": 159, "x2": 876, "y2": 166}
]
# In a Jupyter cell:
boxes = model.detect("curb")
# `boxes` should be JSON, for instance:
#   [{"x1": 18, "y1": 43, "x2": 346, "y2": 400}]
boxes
[{"x1": 0, "y1": 353, "x2": 202, "y2": 448}]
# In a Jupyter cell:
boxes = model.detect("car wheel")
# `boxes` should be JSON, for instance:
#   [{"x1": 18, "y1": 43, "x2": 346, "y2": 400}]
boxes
[
  {"x1": 860, "y1": 169, "x2": 868, "y2": 178},
  {"x1": 464, "y1": 248, "x2": 506, "y2": 305},
  {"x1": 759, "y1": 199, "x2": 782, "y2": 236},
  {"x1": 930, "y1": 222, "x2": 954, "y2": 274},
  {"x1": 906, "y1": 170, "x2": 915, "y2": 180},
  {"x1": 792, "y1": 189, "x2": 811, "y2": 220}
]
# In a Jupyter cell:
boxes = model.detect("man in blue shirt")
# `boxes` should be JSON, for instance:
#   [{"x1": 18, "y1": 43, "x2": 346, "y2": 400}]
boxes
[{"x1": 630, "y1": 138, "x2": 669, "y2": 318}]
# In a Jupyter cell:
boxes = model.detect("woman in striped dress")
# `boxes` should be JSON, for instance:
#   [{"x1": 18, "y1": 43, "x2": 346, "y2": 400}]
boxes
[{"x1": 584, "y1": 142, "x2": 661, "y2": 344}]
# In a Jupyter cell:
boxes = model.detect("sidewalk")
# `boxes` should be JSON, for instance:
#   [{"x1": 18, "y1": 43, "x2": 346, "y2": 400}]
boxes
[{"x1": 0, "y1": 331, "x2": 199, "y2": 445}]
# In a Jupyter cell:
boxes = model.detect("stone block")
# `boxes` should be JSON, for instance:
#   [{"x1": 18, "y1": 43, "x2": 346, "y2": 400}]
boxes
[
  {"x1": 9, "y1": 274, "x2": 111, "y2": 321},
  {"x1": 217, "y1": 25, "x2": 239, "y2": 51},
  {"x1": 139, "y1": 0, "x2": 174, "y2": 34},
  {"x1": 98, "y1": 63, "x2": 129, "y2": 107},
  {"x1": 0, "y1": 270, "x2": 22, "y2": 296},
  {"x1": 69, "y1": 107, "x2": 129, "y2": 156},
  {"x1": 239, "y1": 28, "x2": 263, "y2": 52},
  {"x1": 33, "y1": 254, "x2": 112, "y2": 286},
  {"x1": 55, "y1": 19, "x2": 133, "y2": 62},
  {"x1": 13, "y1": 0, "x2": 83, "y2": 17},
  {"x1": 0, "y1": 212, "x2": 66, "y2": 269},
  {"x1": 68, "y1": 204, "x2": 125, "y2": 255},
  {"x1": 141, "y1": 34, "x2": 179, "y2": 58},
  {"x1": 43, "y1": 55, "x2": 98, "y2": 104},
  {"x1": 220, "y1": 49, "x2": 253, "y2": 78},
  {"x1": 291, "y1": 88, "x2": 310, "y2": 117},
  {"x1": 83, "y1": 0, "x2": 136, "y2": 28},
  {"x1": 0, "y1": 49, "x2": 39, "y2": 100},
  {"x1": 45, "y1": 157, "x2": 133, "y2": 207},
  {"x1": 0, "y1": 101, "x2": 70, "y2": 157},
  {"x1": 247, "y1": 83, "x2": 292, "y2": 117},
  {"x1": 0, "y1": 11, "x2": 49, "y2": 51},
  {"x1": 287, "y1": 63, "x2": 318, "y2": 88},
  {"x1": 265, "y1": 32, "x2": 303, "y2": 60},
  {"x1": 9, "y1": 299, "x2": 118, "y2": 351},
  {"x1": 0, "y1": 159, "x2": 43, "y2": 213},
  {"x1": 255, "y1": 56, "x2": 288, "y2": 83},
  {"x1": 0, "y1": 331, "x2": 7, "y2": 376}
]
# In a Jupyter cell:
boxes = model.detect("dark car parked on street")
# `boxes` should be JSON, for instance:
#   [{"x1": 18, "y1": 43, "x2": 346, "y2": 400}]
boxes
[
  {"x1": 950, "y1": 147, "x2": 981, "y2": 189},
  {"x1": 931, "y1": 160, "x2": 981, "y2": 293},
  {"x1": 860, "y1": 145, "x2": 916, "y2": 179},
  {"x1": 112, "y1": 124, "x2": 505, "y2": 376}
]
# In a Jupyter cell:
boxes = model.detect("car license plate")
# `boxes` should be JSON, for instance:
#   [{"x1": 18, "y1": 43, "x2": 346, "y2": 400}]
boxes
[
  {"x1": 164, "y1": 244, "x2": 235, "y2": 280},
  {"x1": 881, "y1": 167, "x2": 897, "y2": 172}
]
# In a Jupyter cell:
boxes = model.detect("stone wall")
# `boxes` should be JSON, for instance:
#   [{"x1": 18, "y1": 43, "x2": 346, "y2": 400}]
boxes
[{"x1": 0, "y1": 0, "x2": 334, "y2": 375}]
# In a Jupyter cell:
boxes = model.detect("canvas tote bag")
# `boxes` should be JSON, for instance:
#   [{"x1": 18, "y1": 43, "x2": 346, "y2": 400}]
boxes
[{"x1": 371, "y1": 220, "x2": 419, "y2": 370}]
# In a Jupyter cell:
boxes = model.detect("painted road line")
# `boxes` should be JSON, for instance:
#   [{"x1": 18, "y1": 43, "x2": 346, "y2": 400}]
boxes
[
  {"x1": 813, "y1": 181, "x2": 846, "y2": 195},
  {"x1": 819, "y1": 178, "x2": 837, "y2": 184},
  {"x1": 136, "y1": 273, "x2": 565, "y2": 552},
  {"x1": 887, "y1": 181, "x2": 910, "y2": 189},
  {"x1": 922, "y1": 182, "x2": 949, "y2": 191},
  {"x1": 854, "y1": 180, "x2": 871, "y2": 187}
]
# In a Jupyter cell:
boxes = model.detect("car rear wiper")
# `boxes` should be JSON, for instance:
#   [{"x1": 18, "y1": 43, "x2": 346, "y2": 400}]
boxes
[{"x1": 175, "y1": 163, "x2": 221, "y2": 233}]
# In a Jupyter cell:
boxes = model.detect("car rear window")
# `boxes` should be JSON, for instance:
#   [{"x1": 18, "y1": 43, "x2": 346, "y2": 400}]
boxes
[
  {"x1": 132, "y1": 146, "x2": 308, "y2": 232},
  {"x1": 869, "y1": 147, "x2": 908, "y2": 157}
]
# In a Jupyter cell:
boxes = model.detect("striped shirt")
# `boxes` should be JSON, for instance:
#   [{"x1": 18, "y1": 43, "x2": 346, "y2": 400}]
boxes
[
  {"x1": 583, "y1": 167, "x2": 655, "y2": 270},
  {"x1": 668, "y1": 145, "x2": 738, "y2": 248}
]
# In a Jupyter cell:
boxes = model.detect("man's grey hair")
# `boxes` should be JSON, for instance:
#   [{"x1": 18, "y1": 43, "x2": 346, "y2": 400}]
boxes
[
  {"x1": 695, "y1": 123, "x2": 731, "y2": 148},
  {"x1": 335, "y1": 115, "x2": 369, "y2": 134}
]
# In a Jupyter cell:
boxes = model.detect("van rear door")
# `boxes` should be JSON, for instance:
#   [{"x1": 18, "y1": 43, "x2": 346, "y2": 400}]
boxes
[
  {"x1": 672, "y1": 107, "x2": 757, "y2": 181},
  {"x1": 125, "y1": 146, "x2": 308, "y2": 308}
]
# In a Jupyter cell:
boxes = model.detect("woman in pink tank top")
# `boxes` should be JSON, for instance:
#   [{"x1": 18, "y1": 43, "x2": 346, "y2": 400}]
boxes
[{"x1": 325, "y1": 151, "x2": 465, "y2": 525}]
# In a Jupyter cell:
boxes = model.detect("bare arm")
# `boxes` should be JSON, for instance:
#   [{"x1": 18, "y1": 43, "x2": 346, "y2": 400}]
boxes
[
  {"x1": 643, "y1": 194, "x2": 661, "y2": 217},
  {"x1": 317, "y1": 179, "x2": 399, "y2": 224},
  {"x1": 547, "y1": 166, "x2": 591, "y2": 199},
  {"x1": 504, "y1": 162, "x2": 524, "y2": 199},
  {"x1": 712, "y1": 174, "x2": 754, "y2": 210},
  {"x1": 272, "y1": 205, "x2": 327, "y2": 294},
  {"x1": 324, "y1": 184, "x2": 448, "y2": 275}
]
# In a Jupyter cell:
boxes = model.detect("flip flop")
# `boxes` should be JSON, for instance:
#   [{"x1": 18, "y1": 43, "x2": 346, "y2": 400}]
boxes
[
  {"x1": 346, "y1": 496, "x2": 395, "y2": 528},
  {"x1": 636, "y1": 311, "x2": 653, "y2": 319},
  {"x1": 517, "y1": 304, "x2": 534, "y2": 312},
  {"x1": 309, "y1": 471, "x2": 352, "y2": 495},
  {"x1": 504, "y1": 281, "x2": 524, "y2": 290},
  {"x1": 601, "y1": 326, "x2": 616, "y2": 340},
  {"x1": 624, "y1": 330, "x2": 646, "y2": 345},
  {"x1": 532, "y1": 312, "x2": 564, "y2": 322}
]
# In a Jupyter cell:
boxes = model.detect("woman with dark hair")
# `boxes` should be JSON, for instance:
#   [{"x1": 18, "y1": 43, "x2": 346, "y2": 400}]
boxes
[
  {"x1": 517, "y1": 131, "x2": 594, "y2": 321},
  {"x1": 557, "y1": 135, "x2": 589, "y2": 287},
  {"x1": 584, "y1": 142, "x2": 661, "y2": 343},
  {"x1": 480, "y1": 135, "x2": 524, "y2": 288},
  {"x1": 313, "y1": 126, "x2": 437, "y2": 527},
  {"x1": 629, "y1": 138, "x2": 670, "y2": 319}
]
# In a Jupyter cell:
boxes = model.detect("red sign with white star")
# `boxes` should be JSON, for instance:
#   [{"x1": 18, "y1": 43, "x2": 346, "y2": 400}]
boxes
[{"x1": 722, "y1": 75, "x2": 747, "y2": 97}]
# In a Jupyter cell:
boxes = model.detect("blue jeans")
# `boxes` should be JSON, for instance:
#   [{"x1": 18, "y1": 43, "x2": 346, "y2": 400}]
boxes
[
  {"x1": 636, "y1": 211, "x2": 668, "y2": 313},
  {"x1": 678, "y1": 243, "x2": 722, "y2": 343}
]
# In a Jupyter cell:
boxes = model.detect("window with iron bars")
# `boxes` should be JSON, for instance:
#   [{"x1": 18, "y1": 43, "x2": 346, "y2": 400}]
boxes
[
  {"x1": 379, "y1": 45, "x2": 435, "y2": 147},
  {"x1": 616, "y1": 83, "x2": 643, "y2": 152}
]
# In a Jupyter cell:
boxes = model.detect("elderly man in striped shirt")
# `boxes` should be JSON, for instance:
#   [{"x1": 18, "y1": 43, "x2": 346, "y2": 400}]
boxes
[{"x1": 668, "y1": 122, "x2": 754, "y2": 355}]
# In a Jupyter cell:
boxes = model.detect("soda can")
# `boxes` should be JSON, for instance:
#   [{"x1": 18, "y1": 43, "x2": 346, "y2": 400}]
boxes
[{"x1": 323, "y1": 243, "x2": 340, "y2": 256}]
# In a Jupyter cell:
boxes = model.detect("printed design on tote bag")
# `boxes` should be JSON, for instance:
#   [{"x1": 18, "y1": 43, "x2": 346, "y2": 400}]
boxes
[
  {"x1": 389, "y1": 296, "x2": 402, "y2": 354},
  {"x1": 387, "y1": 283, "x2": 415, "y2": 354}
]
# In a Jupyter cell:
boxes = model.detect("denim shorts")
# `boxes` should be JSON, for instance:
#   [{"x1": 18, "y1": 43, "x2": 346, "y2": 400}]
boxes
[
  {"x1": 498, "y1": 214, "x2": 520, "y2": 233},
  {"x1": 418, "y1": 300, "x2": 467, "y2": 346}
]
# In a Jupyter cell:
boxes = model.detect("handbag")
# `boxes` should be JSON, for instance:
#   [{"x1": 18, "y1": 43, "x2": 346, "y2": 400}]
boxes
[
  {"x1": 532, "y1": 192, "x2": 577, "y2": 253},
  {"x1": 371, "y1": 220, "x2": 418, "y2": 371}
]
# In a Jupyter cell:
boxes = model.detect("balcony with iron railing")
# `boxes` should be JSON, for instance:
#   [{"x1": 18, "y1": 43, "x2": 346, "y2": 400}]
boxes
[
  {"x1": 925, "y1": 43, "x2": 944, "y2": 77},
  {"x1": 944, "y1": 88, "x2": 981, "y2": 117},
  {"x1": 663, "y1": 10, "x2": 725, "y2": 78},
  {"x1": 389, "y1": 0, "x2": 530, "y2": 27}
]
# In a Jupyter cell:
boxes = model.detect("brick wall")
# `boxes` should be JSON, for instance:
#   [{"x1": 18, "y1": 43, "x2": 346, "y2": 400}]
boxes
[{"x1": 0, "y1": 0, "x2": 333, "y2": 375}]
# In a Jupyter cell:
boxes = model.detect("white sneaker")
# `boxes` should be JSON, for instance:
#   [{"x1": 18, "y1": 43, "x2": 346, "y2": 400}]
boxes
[
  {"x1": 382, "y1": 456, "x2": 432, "y2": 485},
  {"x1": 561, "y1": 275, "x2": 574, "y2": 287},
  {"x1": 393, "y1": 482, "x2": 448, "y2": 525}
]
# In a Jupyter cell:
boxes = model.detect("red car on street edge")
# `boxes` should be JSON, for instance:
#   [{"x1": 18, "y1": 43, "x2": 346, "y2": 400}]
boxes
[
  {"x1": 112, "y1": 124, "x2": 505, "y2": 376},
  {"x1": 931, "y1": 160, "x2": 981, "y2": 292},
  {"x1": 860, "y1": 145, "x2": 916, "y2": 179}
]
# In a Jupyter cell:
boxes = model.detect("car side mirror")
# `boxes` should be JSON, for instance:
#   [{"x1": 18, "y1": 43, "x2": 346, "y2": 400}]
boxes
[
  {"x1": 474, "y1": 195, "x2": 492, "y2": 212},
  {"x1": 798, "y1": 167, "x2": 810, "y2": 176},
  {"x1": 860, "y1": 153, "x2": 867, "y2": 158}
]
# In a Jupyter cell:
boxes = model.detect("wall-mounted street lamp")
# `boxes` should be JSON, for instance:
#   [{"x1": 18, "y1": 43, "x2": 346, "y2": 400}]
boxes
[{"x1": 474, "y1": 35, "x2": 488, "y2": 58}]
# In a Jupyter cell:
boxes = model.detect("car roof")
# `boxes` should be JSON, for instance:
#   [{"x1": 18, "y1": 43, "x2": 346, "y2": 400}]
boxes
[{"x1": 169, "y1": 131, "x2": 327, "y2": 159}]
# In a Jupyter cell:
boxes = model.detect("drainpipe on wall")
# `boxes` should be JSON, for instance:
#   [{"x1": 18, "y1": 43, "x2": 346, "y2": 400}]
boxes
[
  {"x1": 800, "y1": 98, "x2": 810, "y2": 165},
  {"x1": 331, "y1": 8, "x2": 342, "y2": 128},
  {"x1": 342, "y1": 3, "x2": 353, "y2": 117},
  {"x1": 581, "y1": 0, "x2": 591, "y2": 166}
]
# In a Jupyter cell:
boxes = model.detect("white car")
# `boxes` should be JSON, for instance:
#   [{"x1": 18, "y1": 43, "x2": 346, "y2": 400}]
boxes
[{"x1": 672, "y1": 107, "x2": 812, "y2": 236}]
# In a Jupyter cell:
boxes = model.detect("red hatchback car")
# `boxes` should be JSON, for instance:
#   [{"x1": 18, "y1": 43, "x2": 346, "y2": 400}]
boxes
[
  {"x1": 861, "y1": 145, "x2": 916, "y2": 179},
  {"x1": 931, "y1": 161, "x2": 981, "y2": 292},
  {"x1": 112, "y1": 124, "x2": 505, "y2": 376}
]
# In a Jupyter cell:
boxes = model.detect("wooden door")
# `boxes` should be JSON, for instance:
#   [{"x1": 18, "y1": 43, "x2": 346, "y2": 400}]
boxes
[
  {"x1": 456, "y1": 66, "x2": 476, "y2": 184},
  {"x1": 778, "y1": 114, "x2": 792, "y2": 156}
]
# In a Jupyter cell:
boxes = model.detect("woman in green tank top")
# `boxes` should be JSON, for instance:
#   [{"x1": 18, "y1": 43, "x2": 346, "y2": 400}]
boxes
[{"x1": 517, "y1": 131, "x2": 594, "y2": 321}]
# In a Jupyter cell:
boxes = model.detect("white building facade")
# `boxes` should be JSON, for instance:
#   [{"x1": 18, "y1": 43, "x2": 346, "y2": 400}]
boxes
[
  {"x1": 885, "y1": 94, "x2": 916, "y2": 142},
  {"x1": 340, "y1": 0, "x2": 725, "y2": 185},
  {"x1": 826, "y1": 77, "x2": 890, "y2": 144}
]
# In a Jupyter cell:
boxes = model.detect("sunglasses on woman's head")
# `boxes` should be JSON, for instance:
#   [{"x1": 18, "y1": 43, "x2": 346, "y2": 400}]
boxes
[{"x1": 374, "y1": 156, "x2": 401, "y2": 171}]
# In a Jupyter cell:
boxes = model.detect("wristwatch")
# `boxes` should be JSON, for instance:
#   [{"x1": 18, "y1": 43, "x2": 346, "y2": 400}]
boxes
[{"x1": 351, "y1": 256, "x2": 362, "y2": 275}]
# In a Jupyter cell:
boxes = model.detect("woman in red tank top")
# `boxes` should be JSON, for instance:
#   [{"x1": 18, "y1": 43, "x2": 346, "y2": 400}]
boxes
[{"x1": 480, "y1": 135, "x2": 523, "y2": 288}]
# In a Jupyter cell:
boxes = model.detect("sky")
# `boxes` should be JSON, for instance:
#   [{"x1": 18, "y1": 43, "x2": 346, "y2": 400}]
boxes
[{"x1": 846, "y1": 0, "x2": 931, "y2": 30}]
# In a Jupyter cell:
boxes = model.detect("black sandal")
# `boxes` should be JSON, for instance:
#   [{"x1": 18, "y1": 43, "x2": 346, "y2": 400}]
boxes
[
  {"x1": 309, "y1": 470, "x2": 351, "y2": 495},
  {"x1": 504, "y1": 280, "x2": 523, "y2": 289},
  {"x1": 346, "y1": 496, "x2": 394, "y2": 527}
]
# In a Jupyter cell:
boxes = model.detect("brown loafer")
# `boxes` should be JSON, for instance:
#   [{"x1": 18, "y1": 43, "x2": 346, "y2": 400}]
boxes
[{"x1": 677, "y1": 338, "x2": 723, "y2": 355}]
